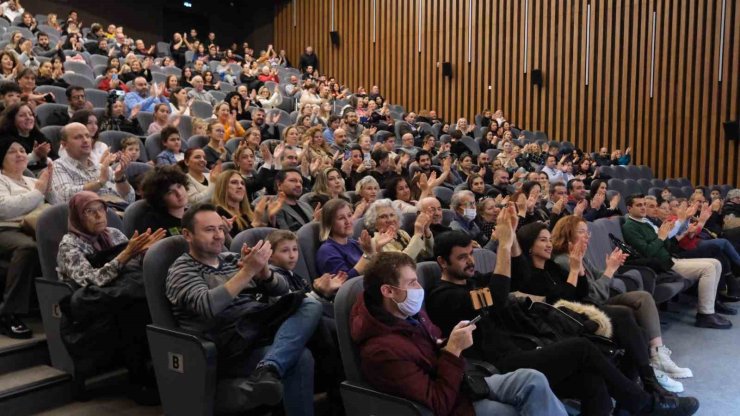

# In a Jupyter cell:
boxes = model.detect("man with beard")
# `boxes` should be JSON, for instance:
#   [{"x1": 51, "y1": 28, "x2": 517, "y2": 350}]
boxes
[
  {"x1": 342, "y1": 110, "x2": 365, "y2": 142},
  {"x1": 272, "y1": 168, "x2": 316, "y2": 232},
  {"x1": 251, "y1": 107, "x2": 280, "y2": 141},
  {"x1": 426, "y1": 213, "x2": 699, "y2": 416}
]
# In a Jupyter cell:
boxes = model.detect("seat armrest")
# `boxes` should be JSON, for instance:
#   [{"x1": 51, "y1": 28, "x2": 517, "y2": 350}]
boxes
[
  {"x1": 35, "y1": 278, "x2": 76, "y2": 375},
  {"x1": 147, "y1": 324, "x2": 218, "y2": 416},
  {"x1": 340, "y1": 381, "x2": 433, "y2": 416}
]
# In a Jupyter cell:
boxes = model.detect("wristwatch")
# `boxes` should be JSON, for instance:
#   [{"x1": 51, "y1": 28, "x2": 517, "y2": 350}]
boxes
[
  {"x1": 114, "y1": 175, "x2": 128, "y2": 184},
  {"x1": 362, "y1": 253, "x2": 373, "y2": 260}
]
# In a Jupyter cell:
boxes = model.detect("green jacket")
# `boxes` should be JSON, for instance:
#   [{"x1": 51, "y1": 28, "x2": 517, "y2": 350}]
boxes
[{"x1": 621, "y1": 217, "x2": 677, "y2": 270}]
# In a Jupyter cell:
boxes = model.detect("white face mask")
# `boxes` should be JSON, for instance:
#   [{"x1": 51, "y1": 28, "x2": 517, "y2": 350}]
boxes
[
  {"x1": 391, "y1": 286, "x2": 424, "y2": 317},
  {"x1": 463, "y1": 208, "x2": 477, "y2": 221}
]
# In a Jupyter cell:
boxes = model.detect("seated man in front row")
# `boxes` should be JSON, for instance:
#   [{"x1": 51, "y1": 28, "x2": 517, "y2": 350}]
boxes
[
  {"x1": 166, "y1": 204, "x2": 322, "y2": 415},
  {"x1": 350, "y1": 250, "x2": 566, "y2": 415}
]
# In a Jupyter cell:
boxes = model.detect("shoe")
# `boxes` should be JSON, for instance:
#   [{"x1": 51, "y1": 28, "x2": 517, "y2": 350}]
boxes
[
  {"x1": 650, "y1": 346, "x2": 693, "y2": 379},
  {"x1": 238, "y1": 364, "x2": 283, "y2": 407},
  {"x1": 652, "y1": 369, "x2": 684, "y2": 393},
  {"x1": 644, "y1": 394, "x2": 699, "y2": 416},
  {"x1": 717, "y1": 293, "x2": 740, "y2": 303},
  {"x1": 0, "y1": 315, "x2": 32, "y2": 339},
  {"x1": 714, "y1": 301, "x2": 737, "y2": 315},
  {"x1": 695, "y1": 313, "x2": 733, "y2": 329}
]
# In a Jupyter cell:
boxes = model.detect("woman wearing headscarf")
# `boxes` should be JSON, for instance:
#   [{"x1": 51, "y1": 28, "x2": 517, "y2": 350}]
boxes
[{"x1": 56, "y1": 191, "x2": 165, "y2": 405}]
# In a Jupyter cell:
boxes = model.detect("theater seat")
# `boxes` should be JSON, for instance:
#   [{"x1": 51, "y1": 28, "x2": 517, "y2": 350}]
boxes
[
  {"x1": 143, "y1": 236, "x2": 221, "y2": 415},
  {"x1": 415, "y1": 261, "x2": 441, "y2": 293},
  {"x1": 334, "y1": 277, "x2": 433, "y2": 416},
  {"x1": 35, "y1": 204, "x2": 123, "y2": 384},
  {"x1": 296, "y1": 221, "x2": 322, "y2": 280},
  {"x1": 230, "y1": 227, "x2": 278, "y2": 251}
]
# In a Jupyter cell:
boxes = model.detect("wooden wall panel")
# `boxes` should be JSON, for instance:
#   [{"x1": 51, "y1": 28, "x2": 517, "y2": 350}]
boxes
[{"x1": 274, "y1": 0, "x2": 740, "y2": 186}]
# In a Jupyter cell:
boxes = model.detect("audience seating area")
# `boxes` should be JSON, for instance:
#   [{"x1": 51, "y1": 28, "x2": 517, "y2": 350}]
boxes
[{"x1": 0, "y1": 3, "x2": 737, "y2": 415}]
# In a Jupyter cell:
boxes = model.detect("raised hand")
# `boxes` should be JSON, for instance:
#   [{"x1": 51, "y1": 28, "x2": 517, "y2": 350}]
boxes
[
  {"x1": 495, "y1": 206, "x2": 515, "y2": 250},
  {"x1": 568, "y1": 239, "x2": 587, "y2": 272},
  {"x1": 211, "y1": 160, "x2": 224, "y2": 177},
  {"x1": 591, "y1": 191, "x2": 605, "y2": 209},
  {"x1": 551, "y1": 197, "x2": 565, "y2": 215},
  {"x1": 268, "y1": 192, "x2": 287, "y2": 218},
  {"x1": 574, "y1": 199, "x2": 588, "y2": 217},
  {"x1": 374, "y1": 227, "x2": 396, "y2": 250},
  {"x1": 414, "y1": 211, "x2": 432, "y2": 236},
  {"x1": 312, "y1": 202, "x2": 323, "y2": 222},
  {"x1": 605, "y1": 247, "x2": 627, "y2": 274},
  {"x1": 240, "y1": 240, "x2": 273, "y2": 274},
  {"x1": 609, "y1": 193, "x2": 621, "y2": 210},
  {"x1": 33, "y1": 141, "x2": 51, "y2": 159},
  {"x1": 221, "y1": 215, "x2": 235, "y2": 234},
  {"x1": 34, "y1": 163, "x2": 52, "y2": 193},
  {"x1": 313, "y1": 271, "x2": 349, "y2": 296},
  {"x1": 359, "y1": 229, "x2": 375, "y2": 255},
  {"x1": 657, "y1": 219, "x2": 675, "y2": 240}
]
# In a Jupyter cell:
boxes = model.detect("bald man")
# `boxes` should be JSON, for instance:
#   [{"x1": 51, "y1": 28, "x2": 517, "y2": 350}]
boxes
[
  {"x1": 418, "y1": 197, "x2": 451, "y2": 237},
  {"x1": 50, "y1": 122, "x2": 134, "y2": 205}
]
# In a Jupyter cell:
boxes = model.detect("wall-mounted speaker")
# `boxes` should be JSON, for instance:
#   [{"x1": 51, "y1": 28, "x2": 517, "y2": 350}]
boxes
[
  {"x1": 330, "y1": 31, "x2": 340, "y2": 47},
  {"x1": 532, "y1": 69, "x2": 543, "y2": 87},
  {"x1": 724, "y1": 120, "x2": 739, "y2": 140},
  {"x1": 442, "y1": 62, "x2": 452, "y2": 78}
]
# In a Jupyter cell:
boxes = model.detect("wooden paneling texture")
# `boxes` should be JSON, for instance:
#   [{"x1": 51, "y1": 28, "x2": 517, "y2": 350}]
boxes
[{"x1": 274, "y1": 0, "x2": 740, "y2": 185}]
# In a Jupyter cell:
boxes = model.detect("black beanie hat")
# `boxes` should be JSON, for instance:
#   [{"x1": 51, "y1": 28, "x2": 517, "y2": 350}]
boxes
[
  {"x1": 0, "y1": 138, "x2": 18, "y2": 165},
  {"x1": 516, "y1": 221, "x2": 548, "y2": 255}
]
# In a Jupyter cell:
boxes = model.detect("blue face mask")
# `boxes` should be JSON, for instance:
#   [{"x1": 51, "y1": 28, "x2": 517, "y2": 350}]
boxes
[{"x1": 390, "y1": 285, "x2": 424, "y2": 317}]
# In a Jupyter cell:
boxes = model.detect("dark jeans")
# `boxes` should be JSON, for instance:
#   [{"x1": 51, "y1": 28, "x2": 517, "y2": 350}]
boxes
[
  {"x1": 0, "y1": 228, "x2": 36, "y2": 315},
  {"x1": 497, "y1": 338, "x2": 649, "y2": 416},
  {"x1": 600, "y1": 305, "x2": 650, "y2": 380}
]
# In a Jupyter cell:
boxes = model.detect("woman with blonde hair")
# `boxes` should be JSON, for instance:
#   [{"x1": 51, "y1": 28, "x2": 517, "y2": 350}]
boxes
[
  {"x1": 256, "y1": 85, "x2": 282, "y2": 109},
  {"x1": 211, "y1": 170, "x2": 272, "y2": 237},
  {"x1": 213, "y1": 101, "x2": 245, "y2": 141}
]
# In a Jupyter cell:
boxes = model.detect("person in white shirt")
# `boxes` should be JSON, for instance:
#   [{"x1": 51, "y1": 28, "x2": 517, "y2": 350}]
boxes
[
  {"x1": 0, "y1": 138, "x2": 51, "y2": 338},
  {"x1": 541, "y1": 154, "x2": 566, "y2": 184},
  {"x1": 0, "y1": 0, "x2": 24, "y2": 23},
  {"x1": 49, "y1": 123, "x2": 134, "y2": 205}
]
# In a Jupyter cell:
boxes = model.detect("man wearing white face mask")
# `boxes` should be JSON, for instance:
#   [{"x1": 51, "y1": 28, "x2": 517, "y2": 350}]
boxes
[
  {"x1": 449, "y1": 190, "x2": 496, "y2": 250},
  {"x1": 350, "y1": 251, "x2": 566, "y2": 416}
]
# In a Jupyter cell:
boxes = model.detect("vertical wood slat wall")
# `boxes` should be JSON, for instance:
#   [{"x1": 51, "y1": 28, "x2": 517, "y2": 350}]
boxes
[{"x1": 274, "y1": 0, "x2": 739, "y2": 186}]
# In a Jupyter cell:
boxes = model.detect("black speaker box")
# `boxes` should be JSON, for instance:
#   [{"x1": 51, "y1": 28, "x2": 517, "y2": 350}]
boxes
[
  {"x1": 442, "y1": 62, "x2": 452, "y2": 78},
  {"x1": 532, "y1": 69, "x2": 543, "y2": 87},
  {"x1": 330, "y1": 31, "x2": 340, "y2": 47},
  {"x1": 724, "y1": 120, "x2": 739, "y2": 140}
]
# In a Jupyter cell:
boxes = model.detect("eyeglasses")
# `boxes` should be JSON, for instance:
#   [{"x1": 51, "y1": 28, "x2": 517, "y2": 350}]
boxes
[{"x1": 83, "y1": 204, "x2": 106, "y2": 218}]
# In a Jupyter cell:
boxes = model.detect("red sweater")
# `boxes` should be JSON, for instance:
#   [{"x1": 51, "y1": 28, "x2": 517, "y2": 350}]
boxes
[
  {"x1": 350, "y1": 295, "x2": 473, "y2": 416},
  {"x1": 257, "y1": 73, "x2": 280, "y2": 83}
]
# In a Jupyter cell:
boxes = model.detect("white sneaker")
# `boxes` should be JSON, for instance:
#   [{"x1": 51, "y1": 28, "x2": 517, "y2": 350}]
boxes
[
  {"x1": 651, "y1": 345, "x2": 693, "y2": 379},
  {"x1": 654, "y1": 369, "x2": 684, "y2": 393}
]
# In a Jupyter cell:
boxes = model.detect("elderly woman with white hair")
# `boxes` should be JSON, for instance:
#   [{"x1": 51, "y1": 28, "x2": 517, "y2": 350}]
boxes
[
  {"x1": 353, "y1": 175, "x2": 380, "y2": 218},
  {"x1": 364, "y1": 198, "x2": 434, "y2": 261}
]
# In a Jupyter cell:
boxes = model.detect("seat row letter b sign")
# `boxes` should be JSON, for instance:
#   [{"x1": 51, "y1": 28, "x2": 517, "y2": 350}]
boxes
[{"x1": 169, "y1": 352, "x2": 184, "y2": 373}]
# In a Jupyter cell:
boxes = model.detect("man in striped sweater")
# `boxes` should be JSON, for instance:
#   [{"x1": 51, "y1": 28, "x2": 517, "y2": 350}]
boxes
[{"x1": 166, "y1": 204, "x2": 322, "y2": 415}]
